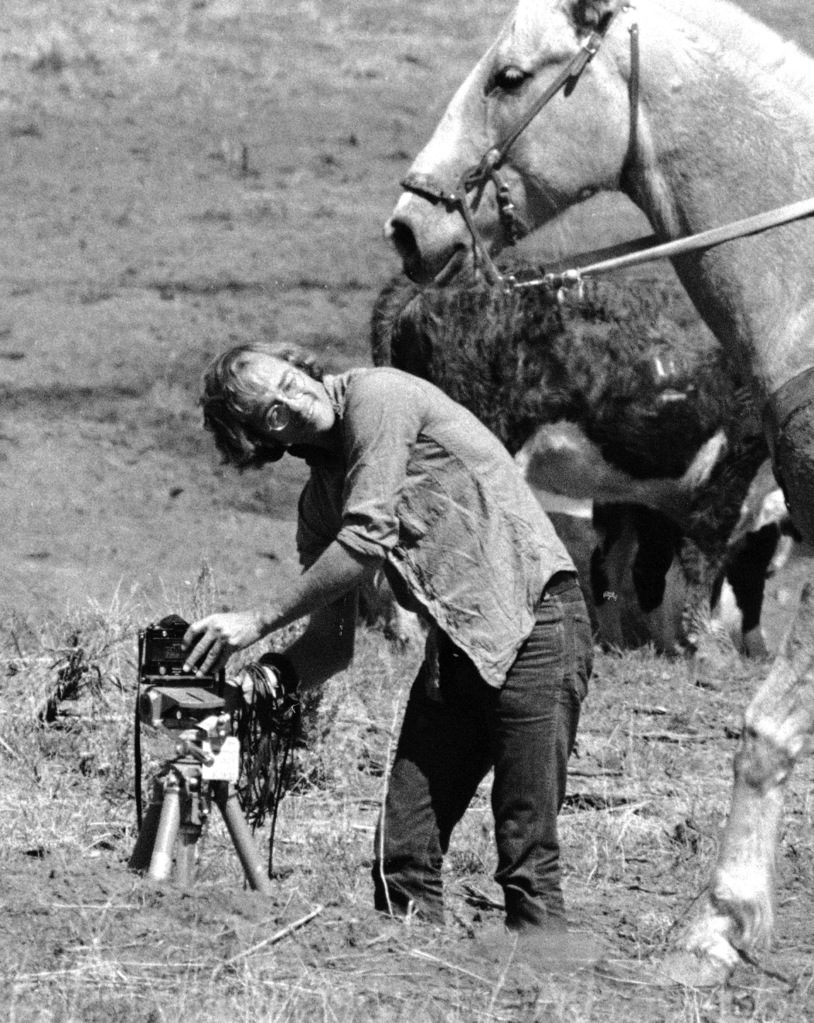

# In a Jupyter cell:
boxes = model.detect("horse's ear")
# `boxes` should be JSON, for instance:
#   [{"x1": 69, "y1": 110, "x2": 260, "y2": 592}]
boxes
[{"x1": 569, "y1": 0, "x2": 618, "y2": 32}]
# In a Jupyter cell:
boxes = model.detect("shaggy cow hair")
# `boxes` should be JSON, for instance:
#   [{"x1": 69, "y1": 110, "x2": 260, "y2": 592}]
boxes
[{"x1": 370, "y1": 259, "x2": 784, "y2": 656}]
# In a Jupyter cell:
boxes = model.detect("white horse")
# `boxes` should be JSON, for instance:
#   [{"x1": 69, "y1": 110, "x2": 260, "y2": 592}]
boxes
[{"x1": 385, "y1": 0, "x2": 814, "y2": 983}]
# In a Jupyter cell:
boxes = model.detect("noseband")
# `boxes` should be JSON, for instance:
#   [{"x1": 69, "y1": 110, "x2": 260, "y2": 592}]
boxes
[{"x1": 401, "y1": 4, "x2": 639, "y2": 285}]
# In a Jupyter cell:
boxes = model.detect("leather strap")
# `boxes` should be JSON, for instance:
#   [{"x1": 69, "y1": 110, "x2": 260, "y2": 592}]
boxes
[
  {"x1": 399, "y1": 4, "x2": 635, "y2": 285},
  {"x1": 763, "y1": 364, "x2": 814, "y2": 462}
]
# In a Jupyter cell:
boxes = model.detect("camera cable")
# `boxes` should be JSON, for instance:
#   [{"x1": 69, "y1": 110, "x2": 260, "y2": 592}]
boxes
[{"x1": 231, "y1": 658, "x2": 301, "y2": 878}]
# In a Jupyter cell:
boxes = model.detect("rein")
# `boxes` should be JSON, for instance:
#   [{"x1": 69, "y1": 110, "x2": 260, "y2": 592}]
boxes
[
  {"x1": 517, "y1": 194, "x2": 814, "y2": 293},
  {"x1": 401, "y1": 3, "x2": 637, "y2": 285}
]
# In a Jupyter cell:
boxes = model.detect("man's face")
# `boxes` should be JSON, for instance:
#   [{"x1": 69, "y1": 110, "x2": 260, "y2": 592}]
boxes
[{"x1": 240, "y1": 353, "x2": 336, "y2": 447}]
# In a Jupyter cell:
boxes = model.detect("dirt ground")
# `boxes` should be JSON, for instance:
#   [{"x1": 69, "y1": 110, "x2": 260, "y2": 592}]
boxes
[
  {"x1": 3, "y1": 1, "x2": 814, "y2": 1020},
  {"x1": 4, "y1": 632, "x2": 814, "y2": 1022}
]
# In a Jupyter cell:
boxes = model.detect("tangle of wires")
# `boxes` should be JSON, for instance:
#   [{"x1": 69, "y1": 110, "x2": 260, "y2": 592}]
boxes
[{"x1": 232, "y1": 659, "x2": 301, "y2": 875}]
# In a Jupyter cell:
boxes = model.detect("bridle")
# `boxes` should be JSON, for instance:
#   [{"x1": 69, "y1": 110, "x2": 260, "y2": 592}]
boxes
[
  {"x1": 400, "y1": 3, "x2": 639, "y2": 285},
  {"x1": 398, "y1": 2, "x2": 814, "y2": 505},
  {"x1": 400, "y1": 2, "x2": 814, "y2": 292}
]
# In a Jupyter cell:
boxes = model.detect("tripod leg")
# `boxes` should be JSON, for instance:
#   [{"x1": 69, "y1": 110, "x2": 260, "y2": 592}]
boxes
[
  {"x1": 213, "y1": 781, "x2": 272, "y2": 895},
  {"x1": 147, "y1": 773, "x2": 182, "y2": 882},
  {"x1": 129, "y1": 780, "x2": 164, "y2": 871},
  {"x1": 175, "y1": 825, "x2": 200, "y2": 888}
]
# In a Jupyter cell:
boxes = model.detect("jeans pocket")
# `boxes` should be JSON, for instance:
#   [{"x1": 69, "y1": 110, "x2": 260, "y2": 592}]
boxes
[{"x1": 562, "y1": 605, "x2": 592, "y2": 704}]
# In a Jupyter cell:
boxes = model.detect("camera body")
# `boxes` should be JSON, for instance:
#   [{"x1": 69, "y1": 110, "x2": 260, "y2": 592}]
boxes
[{"x1": 137, "y1": 614, "x2": 226, "y2": 729}]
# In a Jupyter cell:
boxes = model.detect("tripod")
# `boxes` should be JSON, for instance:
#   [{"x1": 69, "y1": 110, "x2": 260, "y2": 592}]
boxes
[{"x1": 129, "y1": 713, "x2": 271, "y2": 895}]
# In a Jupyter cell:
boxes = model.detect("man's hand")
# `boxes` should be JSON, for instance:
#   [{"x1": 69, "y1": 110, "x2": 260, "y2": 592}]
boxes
[{"x1": 183, "y1": 611, "x2": 268, "y2": 674}]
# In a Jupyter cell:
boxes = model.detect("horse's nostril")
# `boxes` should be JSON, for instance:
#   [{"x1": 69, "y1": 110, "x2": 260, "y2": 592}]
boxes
[{"x1": 385, "y1": 218, "x2": 419, "y2": 263}]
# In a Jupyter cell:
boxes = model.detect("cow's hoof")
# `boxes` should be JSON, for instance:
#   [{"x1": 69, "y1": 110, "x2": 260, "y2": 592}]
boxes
[
  {"x1": 741, "y1": 627, "x2": 771, "y2": 660},
  {"x1": 690, "y1": 634, "x2": 739, "y2": 689}
]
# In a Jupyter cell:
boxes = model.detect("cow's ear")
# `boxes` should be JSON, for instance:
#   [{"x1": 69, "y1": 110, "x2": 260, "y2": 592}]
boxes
[{"x1": 569, "y1": 0, "x2": 618, "y2": 32}]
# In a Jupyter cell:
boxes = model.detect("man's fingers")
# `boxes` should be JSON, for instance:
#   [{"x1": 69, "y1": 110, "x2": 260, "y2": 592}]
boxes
[
  {"x1": 183, "y1": 637, "x2": 207, "y2": 672},
  {"x1": 201, "y1": 638, "x2": 230, "y2": 674},
  {"x1": 184, "y1": 631, "x2": 234, "y2": 675},
  {"x1": 184, "y1": 615, "x2": 214, "y2": 643},
  {"x1": 181, "y1": 613, "x2": 255, "y2": 672},
  {"x1": 184, "y1": 630, "x2": 219, "y2": 672}
]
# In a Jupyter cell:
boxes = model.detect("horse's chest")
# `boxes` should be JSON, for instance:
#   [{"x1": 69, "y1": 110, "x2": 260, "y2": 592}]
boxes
[{"x1": 515, "y1": 420, "x2": 727, "y2": 514}]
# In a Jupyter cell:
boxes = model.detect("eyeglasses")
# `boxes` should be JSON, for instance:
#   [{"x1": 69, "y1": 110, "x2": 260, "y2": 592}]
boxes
[{"x1": 262, "y1": 370, "x2": 306, "y2": 432}]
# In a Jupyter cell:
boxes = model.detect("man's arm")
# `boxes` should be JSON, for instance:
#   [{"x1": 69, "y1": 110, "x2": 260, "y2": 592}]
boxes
[
  {"x1": 282, "y1": 594, "x2": 358, "y2": 692},
  {"x1": 182, "y1": 541, "x2": 380, "y2": 674}
]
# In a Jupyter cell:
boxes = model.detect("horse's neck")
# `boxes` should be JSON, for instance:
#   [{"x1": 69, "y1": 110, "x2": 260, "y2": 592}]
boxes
[
  {"x1": 631, "y1": 3, "x2": 814, "y2": 231},
  {"x1": 627, "y1": 4, "x2": 814, "y2": 399}
]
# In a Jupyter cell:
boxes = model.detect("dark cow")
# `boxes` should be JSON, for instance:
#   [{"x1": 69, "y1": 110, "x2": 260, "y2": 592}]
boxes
[{"x1": 370, "y1": 263, "x2": 793, "y2": 659}]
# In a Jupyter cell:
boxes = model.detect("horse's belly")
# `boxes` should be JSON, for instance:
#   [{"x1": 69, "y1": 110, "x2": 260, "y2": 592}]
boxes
[{"x1": 515, "y1": 420, "x2": 727, "y2": 514}]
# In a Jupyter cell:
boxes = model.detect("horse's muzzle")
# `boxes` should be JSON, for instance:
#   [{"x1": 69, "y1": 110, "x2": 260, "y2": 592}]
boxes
[{"x1": 384, "y1": 211, "x2": 471, "y2": 285}]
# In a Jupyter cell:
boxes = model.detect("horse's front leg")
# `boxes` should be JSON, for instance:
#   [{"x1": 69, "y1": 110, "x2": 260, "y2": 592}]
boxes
[{"x1": 667, "y1": 582, "x2": 814, "y2": 983}]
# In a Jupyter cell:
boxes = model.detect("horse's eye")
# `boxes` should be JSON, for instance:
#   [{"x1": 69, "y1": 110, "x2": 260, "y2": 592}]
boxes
[{"x1": 487, "y1": 66, "x2": 530, "y2": 95}]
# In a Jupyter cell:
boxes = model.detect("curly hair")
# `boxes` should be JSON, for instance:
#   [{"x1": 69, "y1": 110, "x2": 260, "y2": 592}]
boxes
[{"x1": 200, "y1": 341, "x2": 325, "y2": 469}]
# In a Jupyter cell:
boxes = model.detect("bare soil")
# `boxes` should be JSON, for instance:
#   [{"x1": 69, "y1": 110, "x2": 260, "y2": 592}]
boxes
[{"x1": 2, "y1": 1, "x2": 814, "y2": 1020}]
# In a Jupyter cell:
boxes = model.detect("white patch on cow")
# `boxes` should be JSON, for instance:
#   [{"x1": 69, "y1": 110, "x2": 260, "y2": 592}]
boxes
[
  {"x1": 753, "y1": 489, "x2": 788, "y2": 531},
  {"x1": 728, "y1": 459, "x2": 787, "y2": 544},
  {"x1": 712, "y1": 579, "x2": 770, "y2": 656},
  {"x1": 515, "y1": 421, "x2": 728, "y2": 518},
  {"x1": 680, "y1": 430, "x2": 729, "y2": 491},
  {"x1": 769, "y1": 533, "x2": 795, "y2": 576},
  {"x1": 713, "y1": 580, "x2": 741, "y2": 634}
]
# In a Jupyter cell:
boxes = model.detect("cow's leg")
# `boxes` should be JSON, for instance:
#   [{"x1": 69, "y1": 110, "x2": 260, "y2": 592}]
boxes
[
  {"x1": 669, "y1": 583, "x2": 814, "y2": 982},
  {"x1": 629, "y1": 509, "x2": 683, "y2": 652},
  {"x1": 671, "y1": 535, "x2": 717, "y2": 644},
  {"x1": 590, "y1": 505, "x2": 637, "y2": 650},
  {"x1": 723, "y1": 524, "x2": 781, "y2": 658},
  {"x1": 669, "y1": 532, "x2": 747, "y2": 688}
]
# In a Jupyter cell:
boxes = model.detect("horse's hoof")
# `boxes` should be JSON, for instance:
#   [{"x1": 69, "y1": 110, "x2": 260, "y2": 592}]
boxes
[{"x1": 659, "y1": 947, "x2": 735, "y2": 988}]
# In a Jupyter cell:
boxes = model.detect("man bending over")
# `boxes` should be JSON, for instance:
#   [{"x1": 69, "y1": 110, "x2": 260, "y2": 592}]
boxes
[{"x1": 183, "y1": 341, "x2": 592, "y2": 932}]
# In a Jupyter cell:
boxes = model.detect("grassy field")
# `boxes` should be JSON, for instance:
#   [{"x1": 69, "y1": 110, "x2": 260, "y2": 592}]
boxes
[
  {"x1": 3, "y1": 0, "x2": 814, "y2": 1020},
  {"x1": 4, "y1": 588, "x2": 814, "y2": 1021}
]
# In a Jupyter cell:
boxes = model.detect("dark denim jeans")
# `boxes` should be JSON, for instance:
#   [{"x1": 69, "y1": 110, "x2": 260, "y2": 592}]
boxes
[{"x1": 372, "y1": 573, "x2": 592, "y2": 930}]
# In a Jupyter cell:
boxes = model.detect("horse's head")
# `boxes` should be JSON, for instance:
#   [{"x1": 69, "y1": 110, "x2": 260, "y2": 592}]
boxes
[{"x1": 385, "y1": 0, "x2": 638, "y2": 284}]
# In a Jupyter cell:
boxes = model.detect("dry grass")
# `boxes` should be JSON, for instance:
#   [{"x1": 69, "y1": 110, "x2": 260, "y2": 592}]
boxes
[{"x1": 3, "y1": 576, "x2": 814, "y2": 1022}]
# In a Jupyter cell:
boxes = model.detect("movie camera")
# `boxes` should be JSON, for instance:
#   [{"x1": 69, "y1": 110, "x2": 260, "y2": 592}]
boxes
[
  {"x1": 136, "y1": 614, "x2": 227, "y2": 729},
  {"x1": 129, "y1": 614, "x2": 271, "y2": 893}
]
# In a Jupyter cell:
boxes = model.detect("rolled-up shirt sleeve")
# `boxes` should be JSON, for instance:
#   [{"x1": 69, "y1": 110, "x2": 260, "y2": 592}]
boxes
[{"x1": 335, "y1": 373, "x2": 422, "y2": 560}]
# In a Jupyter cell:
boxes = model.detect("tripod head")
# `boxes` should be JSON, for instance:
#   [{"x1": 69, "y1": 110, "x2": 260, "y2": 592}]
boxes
[{"x1": 172, "y1": 711, "x2": 240, "y2": 784}]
